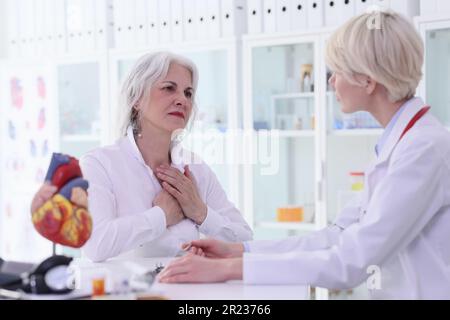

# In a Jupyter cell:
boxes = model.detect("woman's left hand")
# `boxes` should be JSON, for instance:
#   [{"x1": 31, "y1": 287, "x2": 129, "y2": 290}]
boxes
[{"x1": 156, "y1": 165, "x2": 207, "y2": 225}]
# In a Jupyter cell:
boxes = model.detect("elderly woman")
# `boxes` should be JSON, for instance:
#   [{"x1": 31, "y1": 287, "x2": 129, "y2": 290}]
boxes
[
  {"x1": 158, "y1": 11, "x2": 450, "y2": 299},
  {"x1": 32, "y1": 52, "x2": 252, "y2": 262}
]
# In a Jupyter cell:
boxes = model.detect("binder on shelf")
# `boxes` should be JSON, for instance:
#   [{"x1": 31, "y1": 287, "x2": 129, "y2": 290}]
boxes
[
  {"x1": 290, "y1": 0, "x2": 308, "y2": 31},
  {"x1": 158, "y1": 0, "x2": 172, "y2": 44},
  {"x1": 420, "y1": 0, "x2": 437, "y2": 16},
  {"x1": 19, "y1": 0, "x2": 36, "y2": 57},
  {"x1": 66, "y1": 0, "x2": 83, "y2": 54},
  {"x1": 6, "y1": 0, "x2": 20, "y2": 57},
  {"x1": 389, "y1": 0, "x2": 419, "y2": 19},
  {"x1": 247, "y1": 0, "x2": 263, "y2": 34},
  {"x1": 221, "y1": 0, "x2": 247, "y2": 38},
  {"x1": 195, "y1": 0, "x2": 208, "y2": 40},
  {"x1": 307, "y1": 0, "x2": 324, "y2": 29},
  {"x1": 183, "y1": 0, "x2": 197, "y2": 41},
  {"x1": 339, "y1": 0, "x2": 356, "y2": 25},
  {"x1": 324, "y1": 0, "x2": 340, "y2": 27},
  {"x1": 263, "y1": 0, "x2": 277, "y2": 34},
  {"x1": 34, "y1": 0, "x2": 46, "y2": 56},
  {"x1": 135, "y1": 0, "x2": 148, "y2": 47},
  {"x1": 55, "y1": 0, "x2": 67, "y2": 55},
  {"x1": 82, "y1": 0, "x2": 97, "y2": 53},
  {"x1": 95, "y1": 0, "x2": 114, "y2": 52},
  {"x1": 113, "y1": 0, "x2": 125, "y2": 49},
  {"x1": 276, "y1": 0, "x2": 292, "y2": 33},
  {"x1": 355, "y1": 0, "x2": 373, "y2": 15},
  {"x1": 123, "y1": 0, "x2": 137, "y2": 49},
  {"x1": 171, "y1": 0, "x2": 184, "y2": 43},
  {"x1": 437, "y1": 0, "x2": 450, "y2": 14},
  {"x1": 43, "y1": 0, "x2": 56, "y2": 56},
  {"x1": 372, "y1": 0, "x2": 390, "y2": 10},
  {"x1": 147, "y1": 0, "x2": 159, "y2": 46},
  {"x1": 207, "y1": 0, "x2": 221, "y2": 39}
]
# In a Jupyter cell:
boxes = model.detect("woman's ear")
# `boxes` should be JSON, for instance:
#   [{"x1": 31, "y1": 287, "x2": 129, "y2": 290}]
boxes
[{"x1": 365, "y1": 77, "x2": 377, "y2": 95}]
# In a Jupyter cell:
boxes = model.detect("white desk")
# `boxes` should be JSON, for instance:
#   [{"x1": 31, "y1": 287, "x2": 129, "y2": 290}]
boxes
[{"x1": 71, "y1": 258, "x2": 310, "y2": 300}]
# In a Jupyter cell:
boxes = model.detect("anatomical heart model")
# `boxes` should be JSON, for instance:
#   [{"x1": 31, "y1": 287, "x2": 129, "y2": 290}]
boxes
[{"x1": 32, "y1": 153, "x2": 92, "y2": 248}]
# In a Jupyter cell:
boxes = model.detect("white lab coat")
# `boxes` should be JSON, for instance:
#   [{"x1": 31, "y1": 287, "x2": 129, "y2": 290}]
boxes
[{"x1": 244, "y1": 97, "x2": 450, "y2": 299}]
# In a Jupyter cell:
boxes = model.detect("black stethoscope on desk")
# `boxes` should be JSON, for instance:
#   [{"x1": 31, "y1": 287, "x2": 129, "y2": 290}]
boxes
[{"x1": 0, "y1": 255, "x2": 74, "y2": 296}]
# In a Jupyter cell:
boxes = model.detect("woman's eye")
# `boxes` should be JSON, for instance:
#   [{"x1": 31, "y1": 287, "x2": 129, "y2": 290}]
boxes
[
  {"x1": 185, "y1": 91, "x2": 193, "y2": 98},
  {"x1": 163, "y1": 86, "x2": 174, "y2": 92}
]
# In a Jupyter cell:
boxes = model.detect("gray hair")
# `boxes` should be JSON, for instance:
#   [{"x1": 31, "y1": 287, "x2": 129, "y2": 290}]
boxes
[{"x1": 118, "y1": 51, "x2": 199, "y2": 137}]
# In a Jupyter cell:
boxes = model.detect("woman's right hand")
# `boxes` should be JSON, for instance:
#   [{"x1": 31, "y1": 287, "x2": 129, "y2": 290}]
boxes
[
  {"x1": 30, "y1": 183, "x2": 58, "y2": 214},
  {"x1": 153, "y1": 189, "x2": 185, "y2": 227},
  {"x1": 182, "y1": 239, "x2": 245, "y2": 259}
]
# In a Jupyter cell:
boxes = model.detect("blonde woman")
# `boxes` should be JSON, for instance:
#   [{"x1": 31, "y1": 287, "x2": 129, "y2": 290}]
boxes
[
  {"x1": 32, "y1": 52, "x2": 252, "y2": 262},
  {"x1": 158, "y1": 12, "x2": 450, "y2": 299}
]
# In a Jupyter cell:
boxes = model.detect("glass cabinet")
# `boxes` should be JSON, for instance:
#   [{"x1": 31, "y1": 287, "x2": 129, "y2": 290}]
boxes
[
  {"x1": 57, "y1": 62, "x2": 102, "y2": 158},
  {"x1": 243, "y1": 36, "x2": 320, "y2": 238},
  {"x1": 423, "y1": 25, "x2": 450, "y2": 127}
]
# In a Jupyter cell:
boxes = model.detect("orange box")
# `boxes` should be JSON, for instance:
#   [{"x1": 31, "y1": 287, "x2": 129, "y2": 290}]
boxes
[{"x1": 277, "y1": 207, "x2": 304, "y2": 222}]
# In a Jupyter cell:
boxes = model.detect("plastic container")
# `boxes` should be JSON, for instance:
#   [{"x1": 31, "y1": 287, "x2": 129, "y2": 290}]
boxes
[{"x1": 349, "y1": 172, "x2": 365, "y2": 191}]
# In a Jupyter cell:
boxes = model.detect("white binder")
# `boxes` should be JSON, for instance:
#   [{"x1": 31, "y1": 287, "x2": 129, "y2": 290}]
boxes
[
  {"x1": 373, "y1": 0, "x2": 390, "y2": 10},
  {"x1": 147, "y1": 0, "x2": 160, "y2": 45},
  {"x1": 6, "y1": 0, "x2": 20, "y2": 57},
  {"x1": 355, "y1": 0, "x2": 373, "y2": 15},
  {"x1": 420, "y1": 0, "x2": 436, "y2": 16},
  {"x1": 325, "y1": 0, "x2": 340, "y2": 27},
  {"x1": 183, "y1": 0, "x2": 197, "y2": 41},
  {"x1": 171, "y1": 0, "x2": 184, "y2": 43},
  {"x1": 34, "y1": 0, "x2": 46, "y2": 57},
  {"x1": 276, "y1": 0, "x2": 292, "y2": 33},
  {"x1": 158, "y1": 0, "x2": 172, "y2": 44},
  {"x1": 221, "y1": 0, "x2": 247, "y2": 38},
  {"x1": 263, "y1": 0, "x2": 277, "y2": 33},
  {"x1": 307, "y1": 0, "x2": 324, "y2": 29},
  {"x1": 19, "y1": 0, "x2": 36, "y2": 57},
  {"x1": 247, "y1": 0, "x2": 263, "y2": 34},
  {"x1": 437, "y1": 0, "x2": 450, "y2": 14},
  {"x1": 290, "y1": 0, "x2": 308, "y2": 31},
  {"x1": 339, "y1": 0, "x2": 356, "y2": 25},
  {"x1": 124, "y1": 0, "x2": 137, "y2": 49},
  {"x1": 389, "y1": 0, "x2": 419, "y2": 18},
  {"x1": 43, "y1": 0, "x2": 56, "y2": 57},
  {"x1": 82, "y1": 0, "x2": 97, "y2": 53},
  {"x1": 55, "y1": 0, "x2": 67, "y2": 55},
  {"x1": 135, "y1": 0, "x2": 148, "y2": 47},
  {"x1": 66, "y1": 0, "x2": 84, "y2": 54},
  {"x1": 95, "y1": 0, "x2": 113, "y2": 51},
  {"x1": 195, "y1": 0, "x2": 208, "y2": 40},
  {"x1": 207, "y1": 0, "x2": 221, "y2": 39}
]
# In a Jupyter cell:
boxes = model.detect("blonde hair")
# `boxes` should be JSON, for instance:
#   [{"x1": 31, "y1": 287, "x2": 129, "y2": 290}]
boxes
[
  {"x1": 325, "y1": 10, "x2": 424, "y2": 102},
  {"x1": 118, "y1": 51, "x2": 199, "y2": 137}
]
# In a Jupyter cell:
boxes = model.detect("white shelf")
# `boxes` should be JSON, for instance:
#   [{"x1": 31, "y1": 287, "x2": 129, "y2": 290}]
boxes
[
  {"x1": 330, "y1": 129, "x2": 383, "y2": 137},
  {"x1": 60, "y1": 135, "x2": 101, "y2": 142},
  {"x1": 277, "y1": 130, "x2": 315, "y2": 137},
  {"x1": 271, "y1": 92, "x2": 315, "y2": 100},
  {"x1": 257, "y1": 221, "x2": 318, "y2": 232}
]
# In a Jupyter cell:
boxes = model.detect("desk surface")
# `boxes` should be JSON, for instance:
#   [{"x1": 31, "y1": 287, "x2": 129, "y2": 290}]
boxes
[{"x1": 72, "y1": 258, "x2": 309, "y2": 300}]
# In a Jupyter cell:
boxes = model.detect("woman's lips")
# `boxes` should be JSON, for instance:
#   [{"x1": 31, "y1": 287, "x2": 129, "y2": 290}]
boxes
[{"x1": 168, "y1": 112, "x2": 185, "y2": 120}]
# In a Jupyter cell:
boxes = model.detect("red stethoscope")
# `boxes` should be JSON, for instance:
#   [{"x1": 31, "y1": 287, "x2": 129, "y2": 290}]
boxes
[{"x1": 398, "y1": 106, "x2": 431, "y2": 142}]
